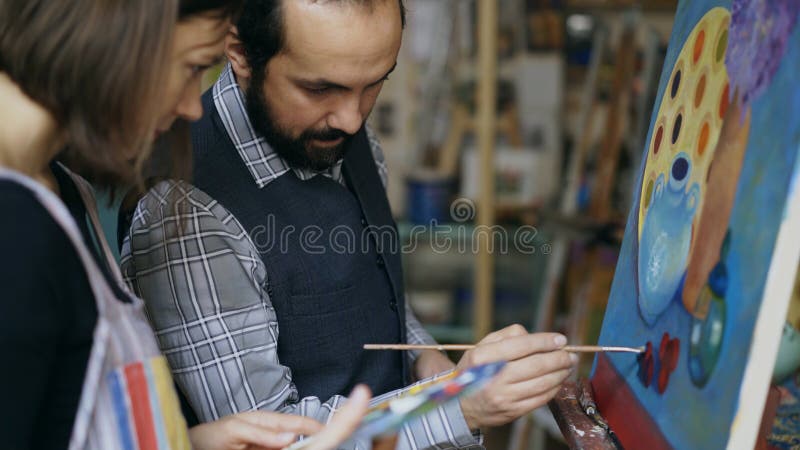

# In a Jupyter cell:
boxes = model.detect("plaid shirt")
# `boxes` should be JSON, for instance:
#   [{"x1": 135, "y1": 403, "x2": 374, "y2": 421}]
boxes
[{"x1": 120, "y1": 64, "x2": 481, "y2": 449}]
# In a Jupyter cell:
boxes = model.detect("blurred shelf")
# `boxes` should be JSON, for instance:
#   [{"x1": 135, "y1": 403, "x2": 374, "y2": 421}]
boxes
[
  {"x1": 398, "y1": 221, "x2": 472, "y2": 242},
  {"x1": 397, "y1": 220, "x2": 549, "y2": 246},
  {"x1": 566, "y1": 0, "x2": 677, "y2": 12},
  {"x1": 423, "y1": 324, "x2": 475, "y2": 344},
  {"x1": 401, "y1": 216, "x2": 552, "y2": 339}
]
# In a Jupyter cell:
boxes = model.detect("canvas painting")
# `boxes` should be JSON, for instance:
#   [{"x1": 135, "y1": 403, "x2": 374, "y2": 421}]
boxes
[{"x1": 590, "y1": 1, "x2": 800, "y2": 448}]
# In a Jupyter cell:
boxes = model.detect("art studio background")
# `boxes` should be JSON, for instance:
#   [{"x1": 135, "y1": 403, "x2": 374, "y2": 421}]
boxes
[
  {"x1": 92, "y1": 0, "x2": 800, "y2": 448},
  {"x1": 349, "y1": 0, "x2": 800, "y2": 448}
]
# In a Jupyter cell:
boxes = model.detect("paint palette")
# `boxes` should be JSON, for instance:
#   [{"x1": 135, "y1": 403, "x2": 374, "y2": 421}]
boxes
[
  {"x1": 282, "y1": 363, "x2": 504, "y2": 450},
  {"x1": 354, "y1": 361, "x2": 505, "y2": 439}
]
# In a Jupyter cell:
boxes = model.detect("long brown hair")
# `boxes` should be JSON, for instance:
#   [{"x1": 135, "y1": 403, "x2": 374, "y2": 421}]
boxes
[
  {"x1": 0, "y1": 0, "x2": 178, "y2": 188},
  {"x1": 131, "y1": 0, "x2": 244, "y2": 191}
]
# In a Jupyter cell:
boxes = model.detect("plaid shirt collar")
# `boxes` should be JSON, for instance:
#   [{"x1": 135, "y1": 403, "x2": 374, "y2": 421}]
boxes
[{"x1": 212, "y1": 63, "x2": 344, "y2": 189}]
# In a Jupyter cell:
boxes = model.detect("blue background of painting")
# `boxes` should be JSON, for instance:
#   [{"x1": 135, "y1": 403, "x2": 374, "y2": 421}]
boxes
[{"x1": 592, "y1": 1, "x2": 800, "y2": 448}]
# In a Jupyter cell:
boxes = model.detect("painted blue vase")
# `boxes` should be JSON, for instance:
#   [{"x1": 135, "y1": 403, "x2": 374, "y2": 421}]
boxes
[
  {"x1": 689, "y1": 231, "x2": 730, "y2": 387},
  {"x1": 688, "y1": 264, "x2": 727, "y2": 387},
  {"x1": 638, "y1": 153, "x2": 700, "y2": 325}
]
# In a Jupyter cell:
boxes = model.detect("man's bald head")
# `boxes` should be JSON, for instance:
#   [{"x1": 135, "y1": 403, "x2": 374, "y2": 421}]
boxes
[{"x1": 235, "y1": 0, "x2": 405, "y2": 73}]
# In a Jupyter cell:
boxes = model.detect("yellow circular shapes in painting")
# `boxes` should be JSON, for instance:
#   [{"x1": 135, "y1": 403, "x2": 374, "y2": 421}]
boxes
[
  {"x1": 695, "y1": 72, "x2": 707, "y2": 108},
  {"x1": 637, "y1": 7, "x2": 731, "y2": 240},
  {"x1": 716, "y1": 29, "x2": 728, "y2": 63},
  {"x1": 712, "y1": 14, "x2": 731, "y2": 73},
  {"x1": 719, "y1": 82, "x2": 730, "y2": 121},
  {"x1": 644, "y1": 177, "x2": 655, "y2": 210},
  {"x1": 698, "y1": 119, "x2": 711, "y2": 156},
  {"x1": 693, "y1": 29, "x2": 705, "y2": 65}
]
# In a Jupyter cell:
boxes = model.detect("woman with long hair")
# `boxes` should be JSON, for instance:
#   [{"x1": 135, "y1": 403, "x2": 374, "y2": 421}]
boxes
[{"x1": 0, "y1": 1, "x2": 369, "y2": 449}]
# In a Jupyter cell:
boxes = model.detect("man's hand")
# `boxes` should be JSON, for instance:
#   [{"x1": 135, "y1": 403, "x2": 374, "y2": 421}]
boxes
[
  {"x1": 188, "y1": 385, "x2": 371, "y2": 450},
  {"x1": 456, "y1": 325, "x2": 577, "y2": 430},
  {"x1": 414, "y1": 349, "x2": 456, "y2": 380}
]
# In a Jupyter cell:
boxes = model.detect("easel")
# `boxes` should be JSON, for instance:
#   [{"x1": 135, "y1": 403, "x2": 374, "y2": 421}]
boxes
[
  {"x1": 548, "y1": 379, "x2": 782, "y2": 450},
  {"x1": 548, "y1": 382, "x2": 618, "y2": 449},
  {"x1": 437, "y1": 101, "x2": 524, "y2": 177}
]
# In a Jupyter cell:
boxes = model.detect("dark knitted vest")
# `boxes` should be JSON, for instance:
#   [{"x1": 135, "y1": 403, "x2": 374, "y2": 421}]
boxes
[{"x1": 190, "y1": 90, "x2": 407, "y2": 401}]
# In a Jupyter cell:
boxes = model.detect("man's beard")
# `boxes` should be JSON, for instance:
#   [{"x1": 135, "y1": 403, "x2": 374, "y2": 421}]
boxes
[{"x1": 245, "y1": 78, "x2": 355, "y2": 172}]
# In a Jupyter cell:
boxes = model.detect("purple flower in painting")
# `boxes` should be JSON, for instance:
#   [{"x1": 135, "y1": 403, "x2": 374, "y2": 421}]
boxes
[{"x1": 725, "y1": 0, "x2": 799, "y2": 106}]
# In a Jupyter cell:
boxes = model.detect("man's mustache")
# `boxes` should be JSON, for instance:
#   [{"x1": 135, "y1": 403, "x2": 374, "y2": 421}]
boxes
[{"x1": 302, "y1": 127, "x2": 351, "y2": 142}]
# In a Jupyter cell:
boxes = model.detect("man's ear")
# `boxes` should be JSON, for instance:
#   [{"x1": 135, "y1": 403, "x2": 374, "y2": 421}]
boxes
[{"x1": 226, "y1": 26, "x2": 251, "y2": 81}]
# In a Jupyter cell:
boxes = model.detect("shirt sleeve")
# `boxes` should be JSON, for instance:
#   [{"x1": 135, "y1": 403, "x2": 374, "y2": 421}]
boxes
[{"x1": 120, "y1": 180, "x2": 481, "y2": 450}]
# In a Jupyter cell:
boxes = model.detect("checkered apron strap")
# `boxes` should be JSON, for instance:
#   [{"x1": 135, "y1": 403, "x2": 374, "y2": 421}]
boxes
[{"x1": 61, "y1": 164, "x2": 127, "y2": 284}]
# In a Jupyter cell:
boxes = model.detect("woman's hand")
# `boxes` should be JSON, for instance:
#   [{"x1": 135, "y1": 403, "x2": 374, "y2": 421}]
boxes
[
  {"x1": 188, "y1": 385, "x2": 372, "y2": 450},
  {"x1": 302, "y1": 385, "x2": 371, "y2": 450},
  {"x1": 188, "y1": 410, "x2": 320, "y2": 450}
]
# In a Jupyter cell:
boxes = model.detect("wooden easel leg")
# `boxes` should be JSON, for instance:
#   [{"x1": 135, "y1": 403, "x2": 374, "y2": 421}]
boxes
[{"x1": 549, "y1": 381, "x2": 619, "y2": 449}]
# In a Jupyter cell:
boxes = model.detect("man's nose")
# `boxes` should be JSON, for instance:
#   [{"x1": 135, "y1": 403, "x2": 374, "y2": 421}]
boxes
[{"x1": 327, "y1": 96, "x2": 363, "y2": 135}]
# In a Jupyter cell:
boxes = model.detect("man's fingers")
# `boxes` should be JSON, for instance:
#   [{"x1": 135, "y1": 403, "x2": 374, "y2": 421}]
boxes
[
  {"x1": 305, "y1": 385, "x2": 371, "y2": 450},
  {"x1": 508, "y1": 384, "x2": 564, "y2": 413},
  {"x1": 478, "y1": 324, "x2": 529, "y2": 344},
  {"x1": 468, "y1": 366, "x2": 572, "y2": 419},
  {"x1": 506, "y1": 367, "x2": 573, "y2": 401},
  {"x1": 464, "y1": 333, "x2": 568, "y2": 367},
  {"x1": 502, "y1": 350, "x2": 576, "y2": 384},
  {"x1": 455, "y1": 330, "x2": 575, "y2": 429}
]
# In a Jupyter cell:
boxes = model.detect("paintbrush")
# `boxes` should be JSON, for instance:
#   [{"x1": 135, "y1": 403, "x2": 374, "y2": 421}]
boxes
[{"x1": 363, "y1": 344, "x2": 645, "y2": 354}]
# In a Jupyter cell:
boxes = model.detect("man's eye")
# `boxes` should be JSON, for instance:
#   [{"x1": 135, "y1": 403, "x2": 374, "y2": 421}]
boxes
[
  {"x1": 307, "y1": 86, "x2": 330, "y2": 94},
  {"x1": 367, "y1": 77, "x2": 389, "y2": 89}
]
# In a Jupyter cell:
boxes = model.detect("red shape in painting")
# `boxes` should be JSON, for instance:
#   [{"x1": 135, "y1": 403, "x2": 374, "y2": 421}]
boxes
[
  {"x1": 656, "y1": 333, "x2": 681, "y2": 394},
  {"x1": 592, "y1": 354, "x2": 673, "y2": 450},
  {"x1": 654, "y1": 125, "x2": 664, "y2": 155},
  {"x1": 659, "y1": 333, "x2": 669, "y2": 360},
  {"x1": 666, "y1": 338, "x2": 680, "y2": 371},
  {"x1": 638, "y1": 341, "x2": 655, "y2": 387}
]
